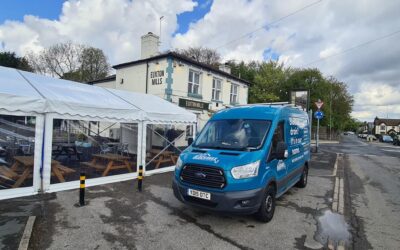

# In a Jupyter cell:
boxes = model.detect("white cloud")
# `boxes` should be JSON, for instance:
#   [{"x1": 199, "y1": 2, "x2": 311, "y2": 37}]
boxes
[
  {"x1": 351, "y1": 83, "x2": 400, "y2": 120},
  {"x1": 172, "y1": 0, "x2": 400, "y2": 121},
  {"x1": 0, "y1": 0, "x2": 197, "y2": 63},
  {"x1": 1, "y1": 0, "x2": 399, "y2": 121}
]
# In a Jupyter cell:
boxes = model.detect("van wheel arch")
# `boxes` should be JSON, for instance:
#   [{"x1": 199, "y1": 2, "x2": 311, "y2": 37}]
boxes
[
  {"x1": 267, "y1": 180, "x2": 277, "y2": 195},
  {"x1": 296, "y1": 163, "x2": 309, "y2": 188}
]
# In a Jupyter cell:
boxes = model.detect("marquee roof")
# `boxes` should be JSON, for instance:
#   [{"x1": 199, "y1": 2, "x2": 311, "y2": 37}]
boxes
[{"x1": 0, "y1": 66, "x2": 196, "y2": 123}]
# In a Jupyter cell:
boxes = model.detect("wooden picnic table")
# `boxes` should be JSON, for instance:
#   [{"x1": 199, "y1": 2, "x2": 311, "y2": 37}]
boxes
[
  {"x1": 81, "y1": 153, "x2": 133, "y2": 176},
  {"x1": 53, "y1": 143, "x2": 81, "y2": 160},
  {"x1": 148, "y1": 149, "x2": 178, "y2": 169},
  {"x1": 6, "y1": 156, "x2": 75, "y2": 188}
]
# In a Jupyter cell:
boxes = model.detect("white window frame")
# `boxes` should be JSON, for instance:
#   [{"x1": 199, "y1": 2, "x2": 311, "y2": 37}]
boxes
[
  {"x1": 188, "y1": 70, "x2": 201, "y2": 96},
  {"x1": 212, "y1": 78, "x2": 222, "y2": 101},
  {"x1": 230, "y1": 83, "x2": 239, "y2": 104},
  {"x1": 0, "y1": 110, "x2": 44, "y2": 200}
]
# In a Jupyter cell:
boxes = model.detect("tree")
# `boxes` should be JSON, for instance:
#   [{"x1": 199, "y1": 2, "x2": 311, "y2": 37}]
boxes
[
  {"x1": 27, "y1": 42, "x2": 110, "y2": 82},
  {"x1": 0, "y1": 51, "x2": 33, "y2": 71},
  {"x1": 229, "y1": 60, "x2": 259, "y2": 84},
  {"x1": 79, "y1": 47, "x2": 110, "y2": 82},
  {"x1": 249, "y1": 61, "x2": 288, "y2": 103},
  {"x1": 228, "y1": 60, "x2": 354, "y2": 130},
  {"x1": 175, "y1": 47, "x2": 221, "y2": 67}
]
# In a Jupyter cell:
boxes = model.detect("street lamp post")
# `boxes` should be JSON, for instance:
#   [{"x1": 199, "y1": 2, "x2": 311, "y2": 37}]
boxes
[
  {"x1": 159, "y1": 16, "x2": 164, "y2": 45},
  {"x1": 330, "y1": 89, "x2": 332, "y2": 140}
]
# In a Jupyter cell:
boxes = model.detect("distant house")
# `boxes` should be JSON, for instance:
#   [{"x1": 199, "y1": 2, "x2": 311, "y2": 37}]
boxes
[{"x1": 373, "y1": 117, "x2": 400, "y2": 135}]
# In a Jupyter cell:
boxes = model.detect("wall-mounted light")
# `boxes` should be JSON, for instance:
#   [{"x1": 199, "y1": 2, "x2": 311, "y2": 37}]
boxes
[
  {"x1": 207, "y1": 71, "x2": 212, "y2": 76},
  {"x1": 120, "y1": 78, "x2": 124, "y2": 84},
  {"x1": 178, "y1": 61, "x2": 184, "y2": 67},
  {"x1": 155, "y1": 61, "x2": 159, "y2": 65}
]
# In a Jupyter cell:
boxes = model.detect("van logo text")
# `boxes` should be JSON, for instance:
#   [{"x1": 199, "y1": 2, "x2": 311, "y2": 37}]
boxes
[{"x1": 193, "y1": 153, "x2": 219, "y2": 164}]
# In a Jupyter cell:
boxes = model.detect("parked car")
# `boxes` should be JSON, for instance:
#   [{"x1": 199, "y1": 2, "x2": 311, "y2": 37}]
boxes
[
  {"x1": 380, "y1": 135, "x2": 394, "y2": 143},
  {"x1": 366, "y1": 135, "x2": 377, "y2": 141},
  {"x1": 173, "y1": 105, "x2": 310, "y2": 222}
]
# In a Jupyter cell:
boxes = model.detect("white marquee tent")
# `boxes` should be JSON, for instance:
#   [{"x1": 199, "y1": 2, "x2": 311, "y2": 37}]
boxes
[{"x1": 0, "y1": 66, "x2": 196, "y2": 200}]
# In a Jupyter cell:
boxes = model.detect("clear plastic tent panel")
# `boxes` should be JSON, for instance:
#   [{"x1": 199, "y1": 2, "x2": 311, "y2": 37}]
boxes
[
  {"x1": 50, "y1": 119, "x2": 139, "y2": 184},
  {"x1": 145, "y1": 124, "x2": 192, "y2": 171},
  {"x1": 0, "y1": 114, "x2": 36, "y2": 189}
]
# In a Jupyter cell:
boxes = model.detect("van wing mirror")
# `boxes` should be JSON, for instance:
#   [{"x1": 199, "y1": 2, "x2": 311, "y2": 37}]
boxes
[{"x1": 276, "y1": 142, "x2": 288, "y2": 160}]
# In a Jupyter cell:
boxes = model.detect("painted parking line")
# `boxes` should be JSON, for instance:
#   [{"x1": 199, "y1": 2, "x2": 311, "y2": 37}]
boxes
[
  {"x1": 381, "y1": 149, "x2": 400, "y2": 153},
  {"x1": 18, "y1": 216, "x2": 36, "y2": 250}
]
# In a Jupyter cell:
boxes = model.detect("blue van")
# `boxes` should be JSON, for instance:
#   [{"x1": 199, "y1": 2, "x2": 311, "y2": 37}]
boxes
[{"x1": 173, "y1": 105, "x2": 310, "y2": 222}]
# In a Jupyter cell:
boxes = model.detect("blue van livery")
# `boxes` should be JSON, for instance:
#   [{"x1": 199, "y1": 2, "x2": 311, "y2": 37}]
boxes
[{"x1": 172, "y1": 105, "x2": 310, "y2": 222}]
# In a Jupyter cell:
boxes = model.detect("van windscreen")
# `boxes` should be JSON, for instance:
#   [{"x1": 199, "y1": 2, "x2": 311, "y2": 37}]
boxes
[{"x1": 193, "y1": 119, "x2": 271, "y2": 151}]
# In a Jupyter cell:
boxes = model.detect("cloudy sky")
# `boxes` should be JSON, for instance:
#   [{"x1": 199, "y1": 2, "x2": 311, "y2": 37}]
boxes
[{"x1": 0, "y1": 0, "x2": 399, "y2": 121}]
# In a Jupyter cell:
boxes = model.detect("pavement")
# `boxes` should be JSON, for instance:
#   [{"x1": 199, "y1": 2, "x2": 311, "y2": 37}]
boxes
[{"x1": 0, "y1": 135, "x2": 399, "y2": 249}]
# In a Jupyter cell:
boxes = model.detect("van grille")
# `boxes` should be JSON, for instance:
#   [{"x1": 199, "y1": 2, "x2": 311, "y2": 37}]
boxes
[{"x1": 180, "y1": 164, "x2": 226, "y2": 189}]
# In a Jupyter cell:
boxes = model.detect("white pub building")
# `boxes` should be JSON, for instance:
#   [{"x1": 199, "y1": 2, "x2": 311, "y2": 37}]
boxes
[{"x1": 90, "y1": 32, "x2": 250, "y2": 129}]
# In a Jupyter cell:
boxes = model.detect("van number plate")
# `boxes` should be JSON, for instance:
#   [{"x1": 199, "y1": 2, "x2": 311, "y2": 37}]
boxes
[{"x1": 188, "y1": 189, "x2": 211, "y2": 200}]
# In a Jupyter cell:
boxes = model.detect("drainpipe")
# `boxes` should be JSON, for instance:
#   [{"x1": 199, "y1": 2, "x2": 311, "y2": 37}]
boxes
[{"x1": 145, "y1": 61, "x2": 149, "y2": 94}]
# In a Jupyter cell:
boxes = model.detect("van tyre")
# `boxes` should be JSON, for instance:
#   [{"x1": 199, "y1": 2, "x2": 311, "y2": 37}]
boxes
[
  {"x1": 296, "y1": 165, "x2": 308, "y2": 188},
  {"x1": 255, "y1": 184, "x2": 276, "y2": 223}
]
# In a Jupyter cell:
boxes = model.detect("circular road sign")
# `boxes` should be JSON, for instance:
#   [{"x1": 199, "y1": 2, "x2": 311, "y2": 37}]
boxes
[{"x1": 314, "y1": 110, "x2": 324, "y2": 120}]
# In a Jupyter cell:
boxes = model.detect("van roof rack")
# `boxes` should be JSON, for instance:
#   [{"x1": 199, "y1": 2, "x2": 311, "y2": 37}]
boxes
[{"x1": 234, "y1": 102, "x2": 304, "y2": 110}]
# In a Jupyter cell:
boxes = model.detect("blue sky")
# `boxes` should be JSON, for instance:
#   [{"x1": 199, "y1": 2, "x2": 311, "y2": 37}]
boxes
[
  {"x1": 175, "y1": 0, "x2": 212, "y2": 35},
  {"x1": 0, "y1": 0, "x2": 65, "y2": 23},
  {"x1": 0, "y1": 0, "x2": 399, "y2": 120},
  {"x1": 0, "y1": 0, "x2": 210, "y2": 34}
]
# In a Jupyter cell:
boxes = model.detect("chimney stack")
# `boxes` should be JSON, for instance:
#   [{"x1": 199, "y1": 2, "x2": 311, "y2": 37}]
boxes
[
  {"x1": 219, "y1": 63, "x2": 231, "y2": 74},
  {"x1": 141, "y1": 32, "x2": 159, "y2": 59}
]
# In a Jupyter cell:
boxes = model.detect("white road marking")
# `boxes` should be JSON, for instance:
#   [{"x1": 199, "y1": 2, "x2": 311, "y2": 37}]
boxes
[
  {"x1": 382, "y1": 149, "x2": 400, "y2": 153},
  {"x1": 18, "y1": 216, "x2": 36, "y2": 250},
  {"x1": 332, "y1": 153, "x2": 345, "y2": 215}
]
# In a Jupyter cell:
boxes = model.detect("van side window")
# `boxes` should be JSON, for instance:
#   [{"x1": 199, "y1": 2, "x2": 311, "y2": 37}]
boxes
[{"x1": 269, "y1": 121, "x2": 285, "y2": 161}]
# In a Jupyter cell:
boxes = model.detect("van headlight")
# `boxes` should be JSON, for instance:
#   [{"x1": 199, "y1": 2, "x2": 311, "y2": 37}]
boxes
[
  {"x1": 175, "y1": 157, "x2": 183, "y2": 170},
  {"x1": 231, "y1": 161, "x2": 260, "y2": 179}
]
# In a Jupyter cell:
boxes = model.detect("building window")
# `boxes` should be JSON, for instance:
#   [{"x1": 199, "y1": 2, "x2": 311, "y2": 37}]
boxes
[
  {"x1": 230, "y1": 84, "x2": 239, "y2": 104},
  {"x1": 212, "y1": 78, "x2": 222, "y2": 101},
  {"x1": 380, "y1": 124, "x2": 385, "y2": 130},
  {"x1": 188, "y1": 70, "x2": 200, "y2": 95}
]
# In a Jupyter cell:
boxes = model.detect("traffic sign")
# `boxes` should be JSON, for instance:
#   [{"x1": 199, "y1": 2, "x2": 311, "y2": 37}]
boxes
[
  {"x1": 314, "y1": 110, "x2": 324, "y2": 120},
  {"x1": 315, "y1": 99, "x2": 324, "y2": 109}
]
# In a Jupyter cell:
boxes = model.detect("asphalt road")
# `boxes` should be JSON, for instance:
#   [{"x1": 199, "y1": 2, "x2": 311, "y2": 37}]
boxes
[
  {"x1": 24, "y1": 152, "x2": 339, "y2": 250},
  {"x1": 2, "y1": 135, "x2": 398, "y2": 249},
  {"x1": 323, "y1": 135, "x2": 400, "y2": 249}
]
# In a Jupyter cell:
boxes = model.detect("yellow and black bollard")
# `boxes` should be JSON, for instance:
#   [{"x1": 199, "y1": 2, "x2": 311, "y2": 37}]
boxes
[
  {"x1": 79, "y1": 173, "x2": 86, "y2": 206},
  {"x1": 138, "y1": 165, "x2": 143, "y2": 192}
]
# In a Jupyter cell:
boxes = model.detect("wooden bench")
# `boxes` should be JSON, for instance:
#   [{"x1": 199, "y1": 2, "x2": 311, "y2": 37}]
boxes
[
  {"x1": 81, "y1": 162, "x2": 106, "y2": 171},
  {"x1": 147, "y1": 149, "x2": 178, "y2": 169},
  {"x1": 81, "y1": 154, "x2": 134, "y2": 176},
  {"x1": 0, "y1": 165, "x2": 19, "y2": 181},
  {"x1": 56, "y1": 164, "x2": 76, "y2": 174}
]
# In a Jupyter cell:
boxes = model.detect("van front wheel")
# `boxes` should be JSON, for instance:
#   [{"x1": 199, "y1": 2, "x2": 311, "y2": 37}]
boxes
[{"x1": 255, "y1": 184, "x2": 276, "y2": 223}]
